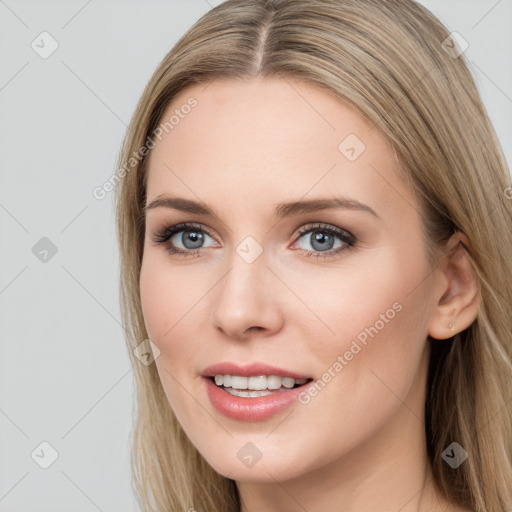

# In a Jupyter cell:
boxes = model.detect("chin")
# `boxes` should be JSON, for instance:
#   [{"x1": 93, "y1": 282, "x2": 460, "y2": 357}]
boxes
[{"x1": 196, "y1": 440, "x2": 312, "y2": 483}]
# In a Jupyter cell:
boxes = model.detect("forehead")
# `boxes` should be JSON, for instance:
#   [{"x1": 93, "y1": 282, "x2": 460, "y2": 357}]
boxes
[
  {"x1": 151, "y1": 76, "x2": 377, "y2": 161},
  {"x1": 145, "y1": 77, "x2": 412, "y2": 222}
]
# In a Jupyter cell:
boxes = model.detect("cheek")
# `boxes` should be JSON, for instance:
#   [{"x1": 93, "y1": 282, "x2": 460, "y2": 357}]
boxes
[
  {"x1": 140, "y1": 251, "x2": 204, "y2": 342},
  {"x1": 139, "y1": 252, "x2": 215, "y2": 385},
  {"x1": 298, "y1": 240, "x2": 433, "y2": 399},
  {"x1": 281, "y1": 260, "x2": 433, "y2": 470},
  {"x1": 140, "y1": 262, "x2": 170, "y2": 343},
  {"x1": 295, "y1": 246, "x2": 429, "y2": 349},
  {"x1": 140, "y1": 255, "x2": 206, "y2": 420}
]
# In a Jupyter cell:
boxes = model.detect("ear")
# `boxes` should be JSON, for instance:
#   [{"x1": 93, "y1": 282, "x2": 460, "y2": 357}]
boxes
[{"x1": 428, "y1": 232, "x2": 481, "y2": 340}]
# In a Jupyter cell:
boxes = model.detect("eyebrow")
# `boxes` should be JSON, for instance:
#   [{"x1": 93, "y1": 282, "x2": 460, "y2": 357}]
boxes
[{"x1": 145, "y1": 195, "x2": 380, "y2": 220}]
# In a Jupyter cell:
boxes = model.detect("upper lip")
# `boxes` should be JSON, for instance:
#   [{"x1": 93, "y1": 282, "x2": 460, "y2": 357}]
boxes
[{"x1": 201, "y1": 362, "x2": 312, "y2": 380}]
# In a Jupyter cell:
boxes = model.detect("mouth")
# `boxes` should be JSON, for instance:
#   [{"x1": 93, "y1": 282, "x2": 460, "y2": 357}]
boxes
[
  {"x1": 208, "y1": 374, "x2": 314, "y2": 398},
  {"x1": 202, "y1": 364, "x2": 316, "y2": 421}
]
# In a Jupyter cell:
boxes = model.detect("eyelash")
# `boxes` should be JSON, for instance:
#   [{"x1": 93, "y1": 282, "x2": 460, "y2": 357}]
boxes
[{"x1": 152, "y1": 222, "x2": 357, "y2": 260}]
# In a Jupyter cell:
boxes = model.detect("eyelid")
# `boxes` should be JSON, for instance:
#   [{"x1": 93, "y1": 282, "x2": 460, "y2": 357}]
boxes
[
  {"x1": 293, "y1": 223, "x2": 355, "y2": 244},
  {"x1": 151, "y1": 221, "x2": 216, "y2": 247},
  {"x1": 288, "y1": 223, "x2": 356, "y2": 257}
]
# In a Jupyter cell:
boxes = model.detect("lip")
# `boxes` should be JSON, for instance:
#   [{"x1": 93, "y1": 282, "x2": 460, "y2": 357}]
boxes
[
  {"x1": 203, "y1": 376, "x2": 315, "y2": 422},
  {"x1": 201, "y1": 362, "x2": 312, "y2": 380}
]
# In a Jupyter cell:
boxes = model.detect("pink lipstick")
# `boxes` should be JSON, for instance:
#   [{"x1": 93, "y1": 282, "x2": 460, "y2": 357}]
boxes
[{"x1": 202, "y1": 362, "x2": 314, "y2": 421}]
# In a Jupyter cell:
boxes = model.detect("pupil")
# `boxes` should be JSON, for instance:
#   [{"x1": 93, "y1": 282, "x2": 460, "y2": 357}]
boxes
[{"x1": 183, "y1": 230, "x2": 204, "y2": 249}]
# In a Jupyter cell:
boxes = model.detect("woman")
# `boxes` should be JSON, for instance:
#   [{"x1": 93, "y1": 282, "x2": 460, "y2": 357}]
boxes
[{"x1": 115, "y1": 1, "x2": 512, "y2": 511}]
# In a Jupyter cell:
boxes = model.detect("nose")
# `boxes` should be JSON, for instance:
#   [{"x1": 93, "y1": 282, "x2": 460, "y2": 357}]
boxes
[{"x1": 211, "y1": 247, "x2": 284, "y2": 340}]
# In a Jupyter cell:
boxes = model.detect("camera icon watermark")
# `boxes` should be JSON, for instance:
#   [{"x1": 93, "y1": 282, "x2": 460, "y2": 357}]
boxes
[
  {"x1": 441, "y1": 441, "x2": 468, "y2": 468},
  {"x1": 237, "y1": 442, "x2": 262, "y2": 468},
  {"x1": 236, "y1": 236, "x2": 263, "y2": 264},
  {"x1": 32, "y1": 237, "x2": 58, "y2": 263},
  {"x1": 31, "y1": 441, "x2": 59, "y2": 469},
  {"x1": 338, "y1": 133, "x2": 366, "y2": 162},
  {"x1": 441, "y1": 31, "x2": 468, "y2": 59},
  {"x1": 31, "y1": 31, "x2": 59, "y2": 59},
  {"x1": 134, "y1": 338, "x2": 161, "y2": 366}
]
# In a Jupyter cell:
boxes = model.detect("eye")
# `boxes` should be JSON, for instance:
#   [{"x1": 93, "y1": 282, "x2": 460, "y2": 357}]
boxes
[
  {"x1": 291, "y1": 223, "x2": 356, "y2": 259},
  {"x1": 152, "y1": 222, "x2": 217, "y2": 257},
  {"x1": 152, "y1": 221, "x2": 356, "y2": 259}
]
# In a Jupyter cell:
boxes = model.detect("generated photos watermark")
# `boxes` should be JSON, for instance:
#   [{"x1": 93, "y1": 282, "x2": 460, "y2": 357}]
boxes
[{"x1": 298, "y1": 301, "x2": 403, "y2": 404}]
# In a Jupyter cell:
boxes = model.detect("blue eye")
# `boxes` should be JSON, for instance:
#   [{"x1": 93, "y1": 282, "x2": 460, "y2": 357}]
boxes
[
  {"x1": 293, "y1": 223, "x2": 356, "y2": 259},
  {"x1": 152, "y1": 222, "x2": 356, "y2": 259},
  {"x1": 153, "y1": 223, "x2": 216, "y2": 258}
]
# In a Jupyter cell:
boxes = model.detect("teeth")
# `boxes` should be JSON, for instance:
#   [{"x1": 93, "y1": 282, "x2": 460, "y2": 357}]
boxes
[
  {"x1": 225, "y1": 388, "x2": 274, "y2": 398},
  {"x1": 267, "y1": 375, "x2": 283, "y2": 389},
  {"x1": 213, "y1": 374, "x2": 308, "y2": 390}
]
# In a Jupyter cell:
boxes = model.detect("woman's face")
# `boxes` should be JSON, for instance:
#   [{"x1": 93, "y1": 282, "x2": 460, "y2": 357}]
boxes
[{"x1": 140, "y1": 77, "x2": 440, "y2": 482}]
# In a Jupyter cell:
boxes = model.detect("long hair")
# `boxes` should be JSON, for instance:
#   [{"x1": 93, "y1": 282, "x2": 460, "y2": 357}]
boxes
[{"x1": 115, "y1": 1, "x2": 512, "y2": 510}]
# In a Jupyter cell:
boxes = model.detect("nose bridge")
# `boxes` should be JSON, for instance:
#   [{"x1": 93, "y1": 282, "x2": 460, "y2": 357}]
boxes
[
  {"x1": 218, "y1": 239, "x2": 268, "y2": 311},
  {"x1": 211, "y1": 236, "x2": 281, "y2": 336}
]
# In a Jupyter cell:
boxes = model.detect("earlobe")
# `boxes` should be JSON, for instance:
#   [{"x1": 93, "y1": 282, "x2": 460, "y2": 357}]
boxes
[{"x1": 428, "y1": 232, "x2": 481, "y2": 340}]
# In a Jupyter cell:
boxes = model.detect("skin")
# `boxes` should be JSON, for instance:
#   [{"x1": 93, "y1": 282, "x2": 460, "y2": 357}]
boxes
[{"x1": 140, "y1": 77, "x2": 480, "y2": 512}]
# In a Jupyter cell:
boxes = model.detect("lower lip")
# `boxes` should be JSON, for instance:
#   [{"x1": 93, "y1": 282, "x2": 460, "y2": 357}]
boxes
[{"x1": 203, "y1": 377, "x2": 313, "y2": 422}]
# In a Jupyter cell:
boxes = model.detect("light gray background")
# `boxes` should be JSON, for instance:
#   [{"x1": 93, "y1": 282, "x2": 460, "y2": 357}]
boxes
[{"x1": 0, "y1": 1, "x2": 510, "y2": 511}]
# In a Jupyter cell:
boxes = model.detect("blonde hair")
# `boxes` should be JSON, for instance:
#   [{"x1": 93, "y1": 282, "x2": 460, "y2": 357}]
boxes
[{"x1": 115, "y1": 1, "x2": 512, "y2": 510}]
